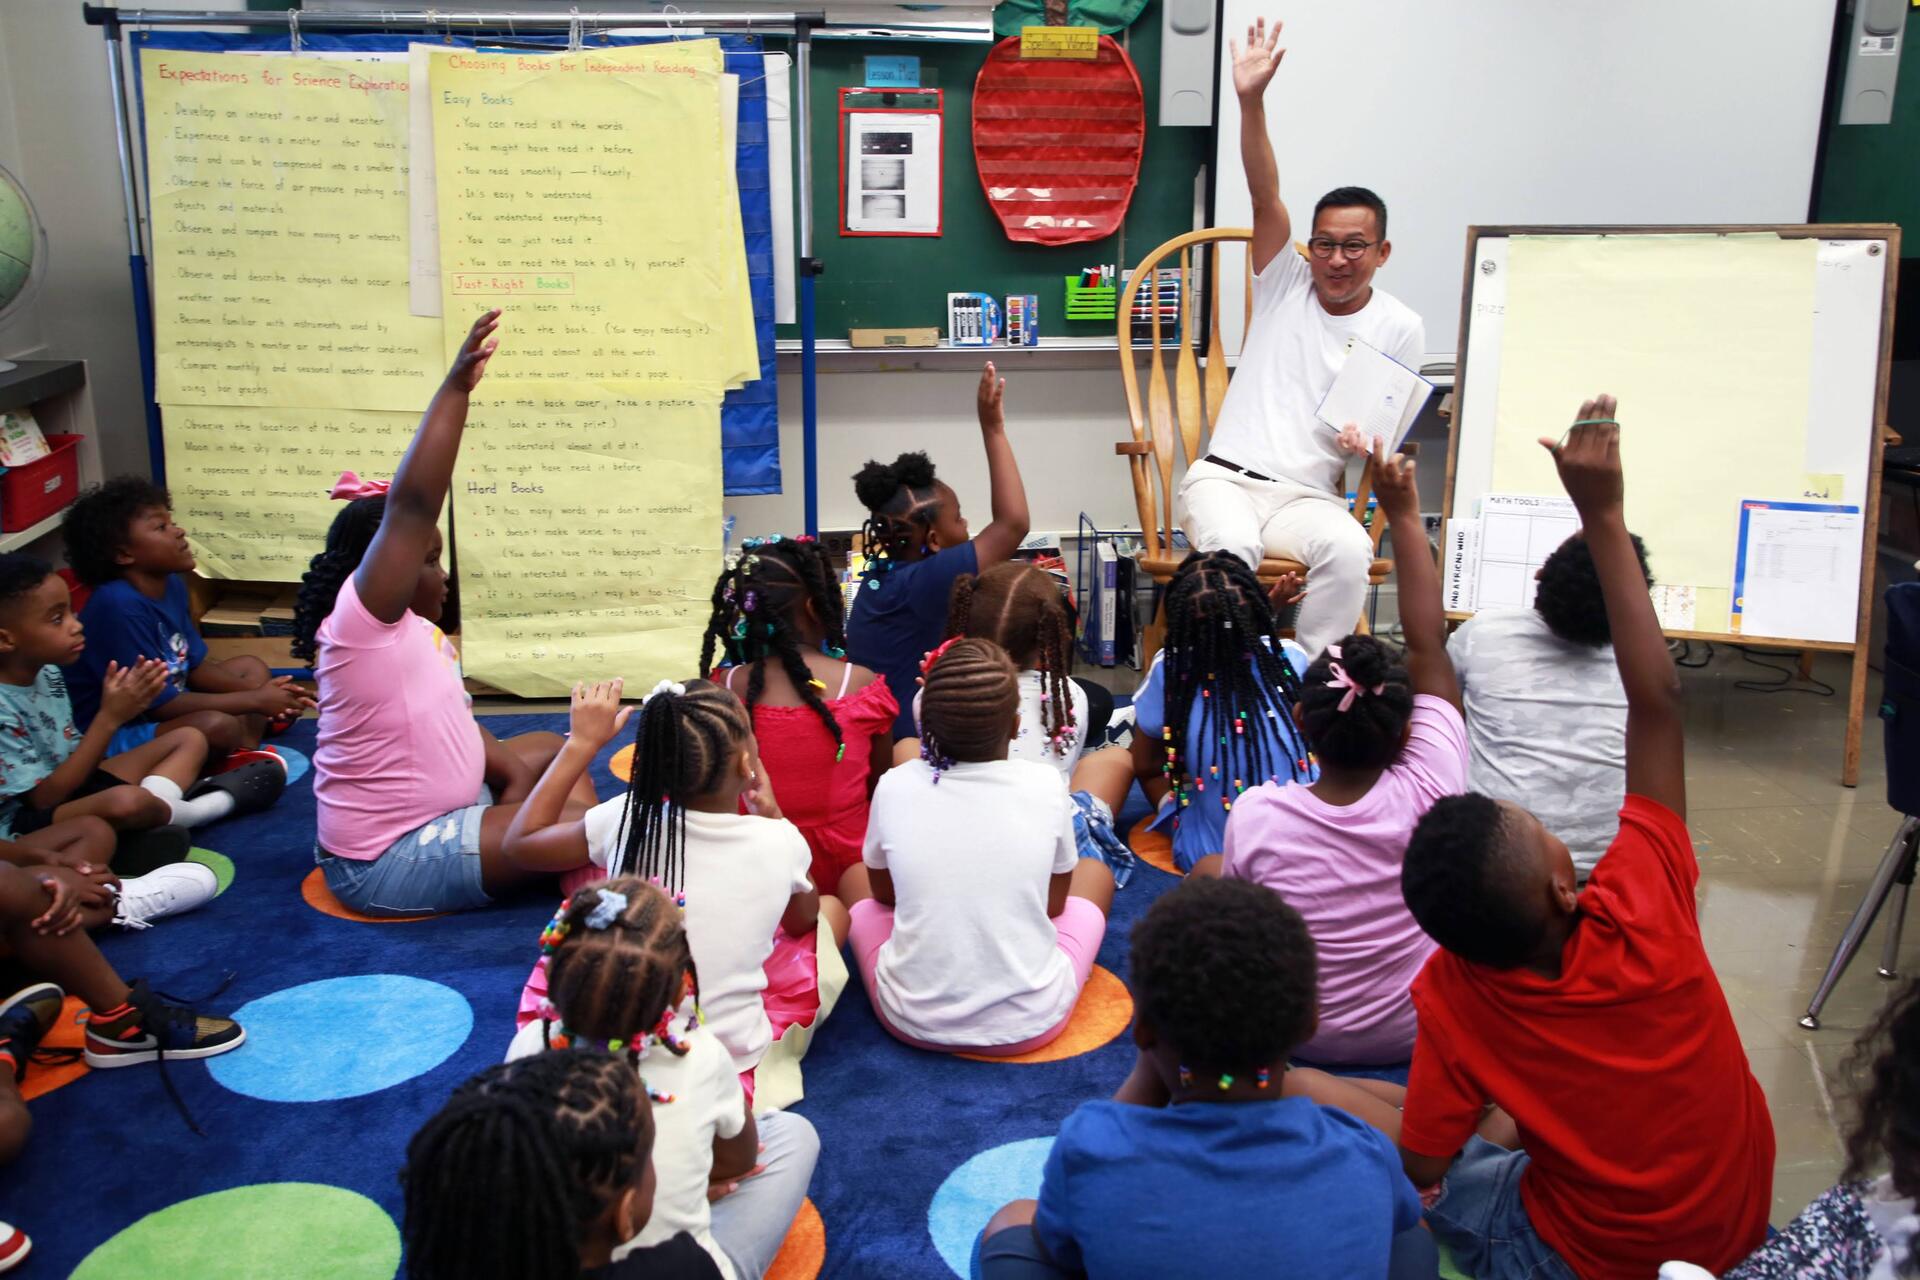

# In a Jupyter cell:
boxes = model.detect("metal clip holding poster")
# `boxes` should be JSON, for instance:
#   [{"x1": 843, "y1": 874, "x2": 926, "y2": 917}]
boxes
[{"x1": 838, "y1": 87, "x2": 944, "y2": 238}]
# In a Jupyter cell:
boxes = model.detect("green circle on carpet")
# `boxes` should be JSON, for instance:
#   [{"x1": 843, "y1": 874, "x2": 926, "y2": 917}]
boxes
[
  {"x1": 186, "y1": 847, "x2": 234, "y2": 896},
  {"x1": 71, "y1": 1183, "x2": 400, "y2": 1280}
]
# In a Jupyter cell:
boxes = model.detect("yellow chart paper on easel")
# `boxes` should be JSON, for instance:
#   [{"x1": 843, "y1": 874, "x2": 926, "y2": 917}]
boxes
[
  {"x1": 140, "y1": 49, "x2": 442, "y2": 410},
  {"x1": 1490, "y1": 234, "x2": 1819, "y2": 628},
  {"x1": 453, "y1": 386, "x2": 725, "y2": 695},
  {"x1": 429, "y1": 42, "x2": 757, "y2": 393},
  {"x1": 160, "y1": 403, "x2": 420, "y2": 581}
]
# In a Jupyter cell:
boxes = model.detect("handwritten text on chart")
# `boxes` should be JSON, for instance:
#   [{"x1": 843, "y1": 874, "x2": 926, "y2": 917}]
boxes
[{"x1": 142, "y1": 49, "x2": 442, "y2": 412}]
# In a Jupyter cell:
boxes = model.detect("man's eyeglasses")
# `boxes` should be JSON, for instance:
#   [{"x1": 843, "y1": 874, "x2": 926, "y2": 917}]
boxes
[{"x1": 1307, "y1": 238, "x2": 1378, "y2": 261}]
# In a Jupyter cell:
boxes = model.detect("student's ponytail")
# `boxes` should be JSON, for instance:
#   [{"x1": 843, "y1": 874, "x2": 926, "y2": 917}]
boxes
[{"x1": 612, "y1": 679, "x2": 750, "y2": 894}]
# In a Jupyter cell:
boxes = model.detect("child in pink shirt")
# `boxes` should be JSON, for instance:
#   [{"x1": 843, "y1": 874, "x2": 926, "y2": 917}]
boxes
[
  {"x1": 1218, "y1": 442, "x2": 1464, "y2": 1066},
  {"x1": 294, "y1": 311, "x2": 597, "y2": 917}
]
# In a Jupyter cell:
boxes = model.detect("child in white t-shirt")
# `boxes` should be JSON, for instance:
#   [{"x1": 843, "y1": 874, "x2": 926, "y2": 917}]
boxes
[
  {"x1": 943, "y1": 562, "x2": 1090, "y2": 778},
  {"x1": 505, "y1": 679, "x2": 848, "y2": 1104},
  {"x1": 838, "y1": 638, "x2": 1115, "y2": 1054},
  {"x1": 506, "y1": 878, "x2": 818, "y2": 1280}
]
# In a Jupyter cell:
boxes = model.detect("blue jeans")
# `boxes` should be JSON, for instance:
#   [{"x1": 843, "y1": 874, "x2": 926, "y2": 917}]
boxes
[
  {"x1": 316, "y1": 785, "x2": 493, "y2": 916},
  {"x1": 1425, "y1": 1138, "x2": 1576, "y2": 1280}
]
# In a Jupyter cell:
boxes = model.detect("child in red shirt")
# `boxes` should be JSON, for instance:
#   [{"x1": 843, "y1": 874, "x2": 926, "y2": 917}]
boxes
[{"x1": 1397, "y1": 401, "x2": 1775, "y2": 1280}]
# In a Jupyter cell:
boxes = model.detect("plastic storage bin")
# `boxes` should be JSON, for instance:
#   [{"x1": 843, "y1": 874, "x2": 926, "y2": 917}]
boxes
[{"x1": 0, "y1": 433, "x2": 82, "y2": 532}]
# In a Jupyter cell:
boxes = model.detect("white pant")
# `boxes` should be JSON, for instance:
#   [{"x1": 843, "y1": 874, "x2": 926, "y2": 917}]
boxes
[{"x1": 1178, "y1": 458, "x2": 1372, "y2": 658}]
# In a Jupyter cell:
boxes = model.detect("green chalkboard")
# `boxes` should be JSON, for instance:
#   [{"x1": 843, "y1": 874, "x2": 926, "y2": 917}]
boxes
[{"x1": 778, "y1": 0, "x2": 1210, "y2": 340}]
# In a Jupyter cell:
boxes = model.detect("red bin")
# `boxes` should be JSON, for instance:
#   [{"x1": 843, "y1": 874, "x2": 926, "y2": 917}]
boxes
[{"x1": 0, "y1": 433, "x2": 83, "y2": 532}]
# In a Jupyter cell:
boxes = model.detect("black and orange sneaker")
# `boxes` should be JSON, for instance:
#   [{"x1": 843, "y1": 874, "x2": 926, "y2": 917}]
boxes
[
  {"x1": 0, "y1": 983, "x2": 63, "y2": 1081},
  {"x1": 83, "y1": 979, "x2": 244, "y2": 1069}
]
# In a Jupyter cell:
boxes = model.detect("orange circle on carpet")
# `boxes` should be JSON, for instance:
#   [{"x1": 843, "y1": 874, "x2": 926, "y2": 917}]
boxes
[
  {"x1": 1127, "y1": 822, "x2": 1180, "y2": 877},
  {"x1": 300, "y1": 867, "x2": 444, "y2": 924},
  {"x1": 21, "y1": 995, "x2": 89, "y2": 1101},
  {"x1": 766, "y1": 1197, "x2": 824, "y2": 1280},
  {"x1": 956, "y1": 964, "x2": 1133, "y2": 1064},
  {"x1": 610, "y1": 744, "x2": 635, "y2": 782}
]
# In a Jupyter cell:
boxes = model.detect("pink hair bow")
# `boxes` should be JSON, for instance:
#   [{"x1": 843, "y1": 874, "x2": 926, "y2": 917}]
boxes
[
  {"x1": 1323, "y1": 643, "x2": 1383, "y2": 713},
  {"x1": 329, "y1": 470, "x2": 390, "y2": 501}
]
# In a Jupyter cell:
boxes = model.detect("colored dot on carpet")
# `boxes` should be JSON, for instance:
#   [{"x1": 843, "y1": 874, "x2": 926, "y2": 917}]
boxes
[
  {"x1": 956, "y1": 965, "x2": 1132, "y2": 1064},
  {"x1": 19, "y1": 995, "x2": 87, "y2": 1101},
  {"x1": 208, "y1": 974, "x2": 471, "y2": 1102},
  {"x1": 766, "y1": 1197, "x2": 825, "y2": 1280},
  {"x1": 273, "y1": 745, "x2": 310, "y2": 785},
  {"x1": 927, "y1": 1137, "x2": 1053, "y2": 1278},
  {"x1": 1127, "y1": 821, "x2": 1180, "y2": 877},
  {"x1": 610, "y1": 743, "x2": 635, "y2": 782},
  {"x1": 301, "y1": 866, "x2": 443, "y2": 924},
  {"x1": 186, "y1": 847, "x2": 234, "y2": 896},
  {"x1": 71, "y1": 1183, "x2": 399, "y2": 1280}
]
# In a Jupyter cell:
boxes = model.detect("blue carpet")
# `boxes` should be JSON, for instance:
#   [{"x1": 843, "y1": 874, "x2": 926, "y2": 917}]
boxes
[{"x1": 0, "y1": 713, "x2": 1179, "y2": 1278}]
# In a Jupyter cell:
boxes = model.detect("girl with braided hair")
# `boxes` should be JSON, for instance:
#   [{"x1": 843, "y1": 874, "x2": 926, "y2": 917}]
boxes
[
  {"x1": 846, "y1": 363, "x2": 1031, "y2": 740},
  {"x1": 505, "y1": 679, "x2": 847, "y2": 1111},
  {"x1": 1130, "y1": 550, "x2": 1316, "y2": 875},
  {"x1": 403, "y1": 1046, "x2": 723, "y2": 1280},
  {"x1": 699, "y1": 535, "x2": 897, "y2": 894},
  {"x1": 1220, "y1": 442, "x2": 1466, "y2": 1067},
  {"x1": 837, "y1": 638, "x2": 1115, "y2": 1054},
  {"x1": 502, "y1": 879, "x2": 819, "y2": 1280},
  {"x1": 298, "y1": 311, "x2": 598, "y2": 917}
]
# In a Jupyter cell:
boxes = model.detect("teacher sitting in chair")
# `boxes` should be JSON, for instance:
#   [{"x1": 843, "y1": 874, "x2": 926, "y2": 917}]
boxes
[{"x1": 1182, "y1": 16, "x2": 1425, "y2": 657}]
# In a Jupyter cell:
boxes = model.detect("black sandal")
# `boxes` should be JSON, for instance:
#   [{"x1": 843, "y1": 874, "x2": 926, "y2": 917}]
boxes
[{"x1": 185, "y1": 759, "x2": 286, "y2": 818}]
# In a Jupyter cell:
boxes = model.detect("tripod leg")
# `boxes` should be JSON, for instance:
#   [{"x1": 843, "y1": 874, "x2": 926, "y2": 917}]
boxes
[
  {"x1": 1802, "y1": 817, "x2": 1920, "y2": 1029},
  {"x1": 1879, "y1": 826, "x2": 1920, "y2": 979}
]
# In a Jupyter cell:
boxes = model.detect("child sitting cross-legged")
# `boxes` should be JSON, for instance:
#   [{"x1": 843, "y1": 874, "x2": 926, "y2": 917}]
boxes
[
  {"x1": 699, "y1": 535, "x2": 897, "y2": 896},
  {"x1": 403, "y1": 1047, "x2": 723, "y2": 1280},
  {"x1": 838, "y1": 637, "x2": 1115, "y2": 1055},
  {"x1": 977, "y1": 876, "x2": 1434, "y2": 1280},
  {"x1": 507, "y1": 679, "x2": 845, "y2": 1108},
  {"x1": 61, "y1": 476, "x2": 314, "y2": 758},
  {"x1": 507, "y1": 878, "x2": 818, "y2": 1280},
  {"x1": 1212, "y1": 442, "x2": 1465, "y2": 1068},
  {"x1": 1397, "y1": 401, "x2": 1774, "y2": 1280}
]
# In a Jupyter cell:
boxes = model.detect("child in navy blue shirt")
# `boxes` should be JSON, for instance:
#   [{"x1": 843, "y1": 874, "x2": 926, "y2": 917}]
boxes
[
  {"x1": 846, "y1": 363, "x2": 1030, "y2": 740},
  {"x1": 978, "y1": 876, "x2": 1435, "y2": 1280},
  {"x1": 61, "y1": 478, "x2": 312, "y2": 756}
]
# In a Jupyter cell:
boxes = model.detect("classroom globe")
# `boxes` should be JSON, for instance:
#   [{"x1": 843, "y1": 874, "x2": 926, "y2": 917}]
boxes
[{"x1": 0, "y1": 166, "x2": 48, "y2": 365}]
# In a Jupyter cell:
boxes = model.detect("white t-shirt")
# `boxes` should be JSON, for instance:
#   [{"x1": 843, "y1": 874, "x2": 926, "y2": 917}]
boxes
[
  {"x1": 1447, "y1": 608, "x2": 1628, "y2": 877},
  {"x1": 862, "y1": 757, "x2": 1080, "y2": 1045},
  {"x1": 916, "y1": 670, "x2": 1088, "y2": 781},
  {"x1": 1205, "y1": 248, "x2": 1425, "y2": 494},
  {"x1": 584, "y1": 799, "x2": 814, "y2": 1070},
  {"x1": 507, "y1": 1014, "x2": 746, "y2": 1280}
]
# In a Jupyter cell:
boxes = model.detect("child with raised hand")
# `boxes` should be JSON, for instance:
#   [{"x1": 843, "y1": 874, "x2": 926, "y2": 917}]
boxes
[
  {"x1": 1398, "y1": 401, "x2": 1773, "y2": 1280},
  {"x1": 506, "y1": 679, "x2": 844, "y2": 1102},
  {"x1": 404, "y1": 1047, "x2": 723, "y2": 1280},
  {"x1": 699, "y1": 535, "x2": 897, "y2": 895},
  {"x1": 978, "y1": 877, "x2": 1434, "y2": 1280},
  {"x1": 1130, "y1": 550, "x2": 1315, "y2": 874},
  {"x1": 1214, "y1": 442, "x2": 1462, "y2": 1067},
  {"x1": 1448, "y1": 529, "x2": 1651, "y2": 880},
  {"x1": 507, "y1": 879, "x2": 818, "y2": 1280},
  {"x1": 838, "y1": 638, "x2": 1115, "y2": 1054},
  {"x1": 295, "y1": 310, "x2": 598, "y2": 918},
  {"x1": 847, "y1": 362, "x2": 1031, "y2": 741},
  {"x1": 62, "y1": 477, "x2": 313, "y2": 756}
]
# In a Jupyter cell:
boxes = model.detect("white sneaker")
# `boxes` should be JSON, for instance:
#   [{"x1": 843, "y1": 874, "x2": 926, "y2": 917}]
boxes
[{"x1": 112, "y1": 862, "x2": 218, "y2": 930}]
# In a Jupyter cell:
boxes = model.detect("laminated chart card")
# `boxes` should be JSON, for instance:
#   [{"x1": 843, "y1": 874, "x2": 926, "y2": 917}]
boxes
[
  {"x1": 451, "y1": 387, "x2": 723, "y2": 695},
  {"x1": 140, "y1": 50, "x2": 442, "y2": 410},
  {"x1": 428, "y1": 43, "x2": 757, "y2": 391}
]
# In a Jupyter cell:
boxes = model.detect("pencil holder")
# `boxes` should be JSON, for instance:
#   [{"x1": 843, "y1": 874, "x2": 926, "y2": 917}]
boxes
[{"x1": 1063, "y1": 276, "x2": 1118, "y2": 321}]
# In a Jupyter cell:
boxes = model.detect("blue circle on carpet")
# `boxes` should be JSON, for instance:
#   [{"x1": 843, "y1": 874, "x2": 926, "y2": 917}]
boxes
[
  {"x1": 928, "y1": 1136, "x2": 1054, "y2": 1278},
  {"x1": 208, "y1": 975, "x2": 471, "y2": 1102},
  {"x1": 275, "y1": 746, "x2": 310, "y2": 785}
]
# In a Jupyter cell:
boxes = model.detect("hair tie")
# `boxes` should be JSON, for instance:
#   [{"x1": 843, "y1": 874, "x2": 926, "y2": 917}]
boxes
[
  {"x1": 583, "y1": 890, "x2": 627, "y2": 930},
  {"x1": 919, "y1": 637, "x2": 960, "y2": 677},
  {"x1": 329, "y1": 470, "x2": 390, "y2": 501},
  {"x1": 643, "y1": 680, "x2": 687, "y2": 705},
  {"x1": 1322, "y1": 643, "x2": 1384, "y2": 712}
]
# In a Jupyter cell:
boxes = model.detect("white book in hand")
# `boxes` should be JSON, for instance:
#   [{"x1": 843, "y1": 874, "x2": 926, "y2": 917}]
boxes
[{"x1": 1315, "y1": 338, "x2": 1435, "y2": 453}]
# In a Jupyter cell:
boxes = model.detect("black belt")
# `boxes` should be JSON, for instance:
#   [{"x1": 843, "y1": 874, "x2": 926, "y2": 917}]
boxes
[{"x1": 1202, "y1": 454, "x2": 1276, "y2": 483}]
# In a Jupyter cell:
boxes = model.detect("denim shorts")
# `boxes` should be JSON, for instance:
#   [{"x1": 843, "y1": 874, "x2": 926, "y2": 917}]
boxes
[
  {"x1": 1070, "y1": 790, "x2": 1135, "y2": 888},
  {"x1": 1425, "y1": 1137, "x2": 1577, "y2": 1280},
  {"x1": 316, "y1": 785, "x2": 493, "y2": 917}
]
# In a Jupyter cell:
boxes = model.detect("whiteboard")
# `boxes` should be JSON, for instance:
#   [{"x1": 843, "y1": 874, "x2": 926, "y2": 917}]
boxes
[
  {"x1": 1450, "y1": 230, "x2": 1889, "y2": 648},
  {"x1": 1210, "y1": 1, "x2": 1836, "y2": 360}
]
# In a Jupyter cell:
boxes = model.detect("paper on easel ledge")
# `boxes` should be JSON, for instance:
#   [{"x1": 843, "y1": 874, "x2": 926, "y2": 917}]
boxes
[
  {"x1": 1730, "y1": 501, "x2": 1863, "y2": 645},
  {"x1": 1649, "y1": 584, "x2": 1697, "y2": 631},
  {"x1": 1316, "y1": 338, "x2": 1434, "y2": 453},
  {"x1": 1442, "y1": 518, "x2": 1479, "y2": 613},
  {"x1": 1473, "y1": 494, "x2": 1578, "y2": 612}
]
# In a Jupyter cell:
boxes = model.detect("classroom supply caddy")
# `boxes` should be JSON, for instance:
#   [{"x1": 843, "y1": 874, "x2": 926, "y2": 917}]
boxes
[
  {"x1": 0, "y1": 433, "x2": 81, "y2": 532},
  {"x1": 1063, "y1": 276, "x2": 1118, "y2": 322}
]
